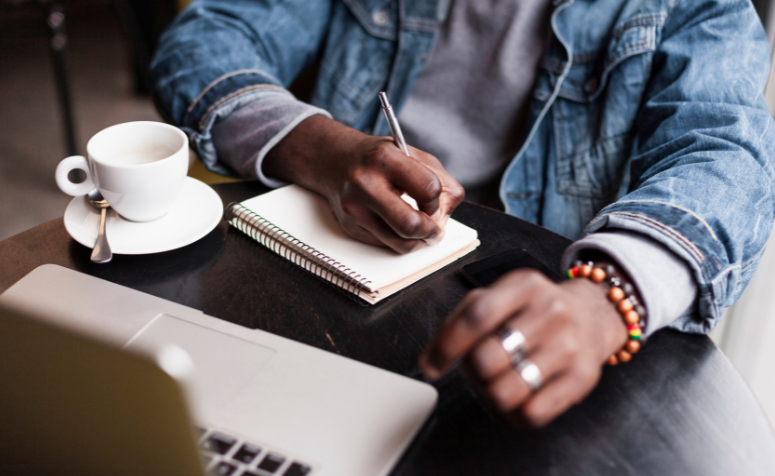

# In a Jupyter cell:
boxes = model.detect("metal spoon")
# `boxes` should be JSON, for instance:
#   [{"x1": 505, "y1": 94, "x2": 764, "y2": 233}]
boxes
[{"x1": 87, "y1": 188, "x2": 112, "y2": 263}]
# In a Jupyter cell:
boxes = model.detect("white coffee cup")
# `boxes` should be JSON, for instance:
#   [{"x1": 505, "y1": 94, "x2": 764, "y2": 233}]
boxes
[{"x1": 55, "y1": 121, "x2": 189, "y2": 222}]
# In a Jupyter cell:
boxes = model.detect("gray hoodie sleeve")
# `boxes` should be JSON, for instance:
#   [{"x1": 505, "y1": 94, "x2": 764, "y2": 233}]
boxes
[
  {"x1": 210, "y1": 92, "x2": 331, "y2": 187},
  {"x1": 562, "y1": 231, "x2": 698, "y2": 337}
]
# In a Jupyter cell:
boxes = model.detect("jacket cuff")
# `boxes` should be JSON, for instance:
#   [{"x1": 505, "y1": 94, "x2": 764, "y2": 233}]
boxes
[
  {"x1": 562, "y1": 231, "x2": 698, "y2": 337},
  {"x1": 584, "y1": 199, "x2": 735, "y2": 334}
]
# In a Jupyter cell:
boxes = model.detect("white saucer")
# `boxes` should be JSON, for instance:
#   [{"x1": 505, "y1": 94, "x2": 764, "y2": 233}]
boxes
[{"x1": 64, "y1": 177, "x2": 223, "y2": 255}]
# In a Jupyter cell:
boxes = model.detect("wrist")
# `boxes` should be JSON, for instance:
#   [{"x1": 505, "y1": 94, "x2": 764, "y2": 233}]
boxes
[
  {"x1": 562, "y1": 278, "x2": 628, "y2": 362},
  {"x1": 566, "y1": 251, "x2": 648, "y2": 365},
  {"x1": 263, "y1": 115, "x2": 365, "y2": 195}
]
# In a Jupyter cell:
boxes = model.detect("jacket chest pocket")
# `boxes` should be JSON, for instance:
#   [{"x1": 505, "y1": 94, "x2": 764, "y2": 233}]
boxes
[
  {"x1": 551, "y1": 17, "x2": 662, "y2": 200},
  {"x1": 312, "y1": 0, "x2": 397, "y2": 127}
]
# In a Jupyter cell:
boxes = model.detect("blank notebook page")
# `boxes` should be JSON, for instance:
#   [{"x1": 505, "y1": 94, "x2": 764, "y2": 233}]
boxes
[{"x1": 240, "y1": 185, "x2": 479, "y2": 292}]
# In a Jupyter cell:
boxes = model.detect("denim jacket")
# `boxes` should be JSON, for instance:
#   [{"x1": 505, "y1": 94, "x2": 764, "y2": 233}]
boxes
[{"x1": 151, "y1": 0, "x2": 775, "y2": 332}]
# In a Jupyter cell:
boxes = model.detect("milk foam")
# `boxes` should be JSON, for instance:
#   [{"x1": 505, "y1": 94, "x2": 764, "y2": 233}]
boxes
[{"x1": 102, "y1": 143, "x2": 175, "y2": 165}]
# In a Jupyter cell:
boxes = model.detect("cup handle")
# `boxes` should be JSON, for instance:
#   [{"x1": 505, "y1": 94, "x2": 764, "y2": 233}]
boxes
[{"x1": 55, "y1": 155, "x2": 95, "y2": 196}]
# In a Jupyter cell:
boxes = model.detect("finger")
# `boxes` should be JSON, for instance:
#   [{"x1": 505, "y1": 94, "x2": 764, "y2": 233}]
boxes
[
  {"x1": 381, "y1": 149, "x2": 444, "y2": 218},
  {"x1": 463, "y1": 336, "x2": 512, "y2": 383},
  {"x1": 467, "y1": 296, "x2": 583, "y2": 383},
  {"x1": 357, "y1": 176, "x2": 443, "y2": 242},
  {"x1": 482, "y1": 365, "x2": 532, "y2": 413},
  {"x1": 519, "y1": 362, "x2": 601, "y2": 428},
  {"x1": 407, "y1": 146, "x2": 465, "y2": 219},
  {"x1": 336, "y1": 213, "x2": 387, "y2": 247},
  {"x1": 339, "y1": 199, "x2": 427, "y2": 254},
  {"x1": 420, "y1": 270, "x2": 551, "y2": 379},
  {"x1": 476, "y1": 331, "x2": 579, "y2": 413}
]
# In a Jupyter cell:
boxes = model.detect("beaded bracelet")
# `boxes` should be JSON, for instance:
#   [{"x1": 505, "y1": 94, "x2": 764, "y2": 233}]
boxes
[{"x1": 566, "y1": 260, "x2": 647, "y2": 365}]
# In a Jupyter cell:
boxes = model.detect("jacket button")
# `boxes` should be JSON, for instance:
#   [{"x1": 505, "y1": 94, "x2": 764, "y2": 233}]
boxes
[
  {"x1": 372, "y1": 10, "x2": 390, "y2": 26},
  {"x1": 584, "y1": 78, "x2": 599, "y2": 94}
]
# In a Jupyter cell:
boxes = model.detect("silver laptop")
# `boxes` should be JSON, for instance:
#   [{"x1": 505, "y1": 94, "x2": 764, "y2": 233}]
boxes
[{"x1": 0, "y1": 264, "x2": 437, "y2": 476}]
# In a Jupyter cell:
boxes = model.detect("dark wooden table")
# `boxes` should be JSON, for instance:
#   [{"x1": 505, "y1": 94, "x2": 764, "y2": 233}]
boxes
[{"x1": 2, "y1": 182, "x2": 774, "y2": 475}]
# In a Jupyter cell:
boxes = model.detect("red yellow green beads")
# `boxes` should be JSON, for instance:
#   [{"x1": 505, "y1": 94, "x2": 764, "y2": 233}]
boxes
[{"x1": 566, "y1": 262, "x2": 645, "y2": 366}]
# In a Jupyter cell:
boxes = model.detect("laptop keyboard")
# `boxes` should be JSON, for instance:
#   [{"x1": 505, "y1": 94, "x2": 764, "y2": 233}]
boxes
[{"x1": 198, "y1": 427, "x2": 313, "y2": 476}]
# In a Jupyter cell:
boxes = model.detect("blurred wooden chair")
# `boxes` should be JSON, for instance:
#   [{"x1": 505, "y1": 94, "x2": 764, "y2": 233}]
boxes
[{"x1": 1, "y1": 0, "x2": 77, "y2": 156}]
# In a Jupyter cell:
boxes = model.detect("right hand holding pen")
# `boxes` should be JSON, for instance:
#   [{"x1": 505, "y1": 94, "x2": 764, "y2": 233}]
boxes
[{"x1": 263, "y1": 116, "x2": 464, "y2": 254}]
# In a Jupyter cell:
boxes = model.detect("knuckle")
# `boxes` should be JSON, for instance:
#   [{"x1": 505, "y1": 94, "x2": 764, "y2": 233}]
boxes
[
  {"x1": 448, "y1": 183, "x2": 465, "y2": 204},
  {"x1": 347, "y1": 169, "x2": 367, "y2": 188},
  {"x1": 522, "y1": 269, "x2": 546, "y2": 288},
  {"x1": 396, "y1": 213, "x2": 426, "y2": 238},
  {"x1": 422, "y1": 175, "x2": 442, "y2": 199},
  {"x1": 347, "y1": 166, "x2": 378, "y2": 193},
  {"x1": 339, "y1": 196, "x2": 360, "y2": 218},
  {"x1": 546, "y1": 297, "x2": 569, "y2": 320},
  {"x1": 559, "y1": 332, "x2": 581, "y2": 359},
  {"x1": 463, "y1": 298, "x2": 493, "y2": 329},
  {"x1": 365, "y1": 143, "x2": 393, "y2": 168}
]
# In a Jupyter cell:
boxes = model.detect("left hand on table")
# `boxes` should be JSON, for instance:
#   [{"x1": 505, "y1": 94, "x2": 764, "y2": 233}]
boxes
[{"x1": 419, "y1": 268, "x2": 628, "y2": 427}]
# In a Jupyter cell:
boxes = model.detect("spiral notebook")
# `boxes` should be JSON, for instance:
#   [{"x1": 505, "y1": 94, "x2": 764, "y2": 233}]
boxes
[{"x1": 226, "y1": 185, "x2": 480, "y2": 304}]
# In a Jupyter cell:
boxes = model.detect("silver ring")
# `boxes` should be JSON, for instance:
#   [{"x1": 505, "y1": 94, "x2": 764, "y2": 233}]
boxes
[
  {"x1": 517, "y1": 359, "x2": 543, "y2": 392},
  {"x1": 498, "y1": 327, "x2": 526, "y2": 365}
]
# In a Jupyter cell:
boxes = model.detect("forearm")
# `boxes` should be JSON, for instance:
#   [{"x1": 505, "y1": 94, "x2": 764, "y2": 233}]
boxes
[{"x1": 263, "y1": 115, "x2": 369, "y2": 197}]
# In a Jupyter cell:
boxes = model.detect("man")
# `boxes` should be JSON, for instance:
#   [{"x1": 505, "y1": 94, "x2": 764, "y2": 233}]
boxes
[{"x1": 151, "y1": 0, "x2": 775, "y2": 426}]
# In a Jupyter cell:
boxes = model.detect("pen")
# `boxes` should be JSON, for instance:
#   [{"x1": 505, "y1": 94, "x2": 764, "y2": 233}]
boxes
[
  {"x1": 378, "y1": 92, "x2": 411, "y2": 157},
  {"x1": 378, "y1": 91, "x2": 446, "y2": 245}
]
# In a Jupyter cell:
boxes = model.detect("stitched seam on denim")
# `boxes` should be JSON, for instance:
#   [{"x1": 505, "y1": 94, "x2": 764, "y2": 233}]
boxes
[
  {"x1": 741, "y1": 246, "x2": 766, "y2": 272},
  {"x1": 186, "y1": 69, "x2": 282, "y2": 117},
  {"x1": 403, "y1": 17, "x2": 437, "y2": 32},
  {"x1": 611, "y1": 13, "x2": 666, "y2": 38},
  {"x1": 560, "y1": 42, "x2": 656, "y2": 101},
  {"x1": 554, "y1": 91, "x2": 568, "y2": 190},
  {"x1": 607, "y1": 42, "x2": 654, "y2": 66},
  {"x1": 556, "y1": 133, "x2": 629, "y2": 195},
  {"x1": 540, "y1": 56, "x2": 565, "y2": 74},
  {"x1": 741, "y1": 259, "x2": 758, "y2": 272},
  {"x1": 501, "y1": 0, "x2": 574, "y2": 213},
  {"x1": 606, "y1": 211, "x2": 704, "y2": 263},
  {"x1": 612, "y1": 199, "x2": 719, "y2": 242},
  {"x1": 710, "y1": 264, "x2": 739, "y2": 291},
  {"x1": 340, "y1": 0, "x2": 397, "y2": 40},
  {"x1": 583, "y1": 42, "x2": 655, "y2": 101},
  {"x1": 318, "y1": 59, "x2": 385, "y2": 115},
  {"x1": 319, "y1": 60, "x2": 359, "y2": 98},
  {"x1": 559, "y1": 91, "x2": 586, "y2": 102},
  {"x1": 572, "y1": 49, "x2": 603, "y2": 64},
  {"x1": 198, "y1": 85, "x2": 287, "y2": 130}
]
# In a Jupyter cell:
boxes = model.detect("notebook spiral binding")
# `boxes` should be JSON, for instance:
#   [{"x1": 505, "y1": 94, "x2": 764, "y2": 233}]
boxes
[{"x1": 226, "y1": 203, "x2": 373, "y2": 298}]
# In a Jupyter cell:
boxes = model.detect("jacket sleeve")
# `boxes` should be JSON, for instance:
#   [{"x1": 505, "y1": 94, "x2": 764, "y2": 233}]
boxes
[
  {"x1": 150, "y1": 0, "x2": 333, "y2": 175},
  {"x1": 584, "y1": 0, "x2": 775, "y2": 333}
]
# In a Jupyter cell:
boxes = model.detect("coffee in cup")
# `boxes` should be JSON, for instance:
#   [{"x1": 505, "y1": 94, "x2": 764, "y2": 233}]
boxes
[{"x1": 55, "y1": 121, "x2": 189, "y2": 222}]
